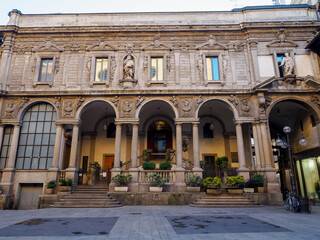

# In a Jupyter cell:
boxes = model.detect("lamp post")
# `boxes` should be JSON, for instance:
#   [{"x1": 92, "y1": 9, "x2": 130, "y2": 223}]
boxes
[{"x1": 275, "y1": 126, "x2": 307, "y2": 195}]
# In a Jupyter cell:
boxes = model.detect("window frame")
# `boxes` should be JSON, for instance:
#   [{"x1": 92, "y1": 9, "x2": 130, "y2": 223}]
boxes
[
  {"x1": 89, "y1": 53, "x2": 113, "y2": 87},
  {"x1": 145, "y1": 52, "x2": 169, "y2": 87},
  {"x1": 0, "y1": 125, "x2": 14, "y2": 170},
  {"x1": 33, "y1": 54, "x2": 59, "y2": 87},
  {"x1": 201, "y1": 52, "x2": 223, "y2": 86}
]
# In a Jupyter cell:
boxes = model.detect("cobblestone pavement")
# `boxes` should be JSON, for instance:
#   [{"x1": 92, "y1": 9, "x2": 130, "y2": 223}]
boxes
[{"x1": 0, "y1": 205, "x2": 319, "y2": 240}]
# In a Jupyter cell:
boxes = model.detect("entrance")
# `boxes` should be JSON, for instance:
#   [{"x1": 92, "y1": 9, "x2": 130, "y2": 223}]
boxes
[
  {"x1": 203, "y1": 155, "x2": 216, "y2": 178},
  {"x1": 147, "y1": 121, "x2": 172, "y2": 154},
  {"x1": 105, "y1": 156, "x2": 114, "y2": 183}
]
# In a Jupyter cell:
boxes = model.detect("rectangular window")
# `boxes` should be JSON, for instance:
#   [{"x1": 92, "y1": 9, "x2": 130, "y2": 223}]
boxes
[
  {"x1": 151, "y1": 57, "x2": 163, "y2": 81},
  {"x1": 38, "y1": 58, "x2": 53, "y2": 82},
  {"x1": 95, "y1": 58, "x2": 108, "y2": 82},
  {"x1": 277, "y1": 54, "x2": 285, "y2": 77},
  {"x1": 206, "y1": 56, "x2": 219, "y2": 81},
  {"x1": 0, "y1": 126, "x2": 13, "y2": 169}
]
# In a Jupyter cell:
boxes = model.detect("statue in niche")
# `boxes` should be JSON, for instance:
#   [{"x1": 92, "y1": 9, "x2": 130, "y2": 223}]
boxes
[
  {"x1": 123, "y1": 55, "x2": 135, "y2": 80},
  {"x1": 280, "y1": 53, "x2": 294, "y2": 76}
]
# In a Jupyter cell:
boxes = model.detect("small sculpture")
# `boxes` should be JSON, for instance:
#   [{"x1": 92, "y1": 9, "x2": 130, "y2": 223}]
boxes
[
  {"x1": 280, "y1": 53, "x2": 294, "y2": 76},
  {"x1": 123, "y1": 55, "x2": 135, "y2": 79}
]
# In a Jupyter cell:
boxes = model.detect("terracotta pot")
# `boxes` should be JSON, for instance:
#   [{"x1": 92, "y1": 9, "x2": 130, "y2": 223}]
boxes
[
  {"x1": 45, "y1": 188, "x2": 54, "y2": 194},
  {"x1": 115, "y1": 186, "x2": 128, "y2": 192},
  {"x1": 228, "y1": 189, "x2": 244, "y2": 195},
  {"x1": 257, "y1": 187, "x2": 264, "y2": 193},
  {"x1": 206, "y1": 189, "x2": 220, "y2": 195},
  {"x1": 187, "y1": 187, "x2": 200, "y2": 192},
  {"x1": 149, "y1": 187, "x2": 163, "y2": 192},
  {"x1": 243, "y1": 188, "x2": 254, "y2": 193},
  {"x1": 59, "y1": 186, "x2": 71, "y2": 192}
]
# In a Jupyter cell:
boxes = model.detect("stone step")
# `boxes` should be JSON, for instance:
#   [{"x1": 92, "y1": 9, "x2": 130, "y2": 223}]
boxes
[
  {"x1": 191, "y1": 202, "x2": 259, "y2": 206},
  {"x1": 71, "y1": 191, "x2": 109, "y2": 194},
  {"x1": 189, "y1": 204, "x2": 261, "y2": 208},
  {"x1": 197, "y1": 199, "x2": 254, "y2": 203},
  {"x1": 50, "y1": 204, "x2": 122, "y2": 208},
  {"x1": 63, "y1": 195, "x2": 112, "y2": 199},
  {"x1": 55, "y1": 201, "x2": 120, "y2": 205},
  {"x1": 59, "y1": 199, "x2": 117, "y2": 203}
]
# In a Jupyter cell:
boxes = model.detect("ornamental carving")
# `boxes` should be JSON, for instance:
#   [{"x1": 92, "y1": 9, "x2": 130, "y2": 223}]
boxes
[
  {"x1": 311, "y1": 96, "x2": 320, "y2": 109},
  {"x1": 178, "y1": 42, "x2": 190, "y2": 52},
  {"x1": 136, "y1": 96, "x2": 144, "y2": 109},
  {"x1": 112, "y1": 96, "x2": 119, "y2": 107},
  {"x1": 4, "y1": 101, "x2": 17, "y2": 118},
  {"x1": 54, "y1": 56, "x2": 60, "y2": 74},
  {"x1": 32, "y1": 37, "x2": 64, "y2": 52},
  {"x1": 121, "y1": 100, "x2": 134, "y2": 118},
  {"x1": 196, "y1": 35, "x2": 227, "y2": 50},
  {"x1": 141, "y1": 35, "x2": 173, "y2": 50},
  {"x1": 258, "y1": 95, "x2": 272, "y2": 116},
  {"x1": 228, "y1": 41, "x2": 245, "y2": 52},
  {"x1": 18, "y1": 97, "x2": 30, "y2": 111},
  {"x1": 54, "y1": 97, "x2": 61, "y2": 110},
  {"x1": 197, "y1": 54, "x2": 204, "y2": 81},
  {"x1": 228, "y1": 95, "x2": 239, "y2": 107},
  {"x1": 166, "y1": 55, "x2": 173, "y2": 72},
  {"x1": 222, "y1": 54, "x2": 229, "y2": 81},
  {"x1": 110, "y1": 56, "x2": 117, "y2": 83},
  {"x1": 170, "y1": 96, "x2": 178, "y2": 109},
  {"x1": 267, "y1": 28, "x2": 298, "y2": 48},
  {"x1": 15, "y1": 45, "x2": 26, "y2": 54},
  {"x1": 143, "y1": 56, "x2": 148, "y2": 70},
  {"x1": 86, "y1": 37, "x2": 117, "y2": 51},
  {"x1": 62, "y1": 97, "x2": 84, "y2": 118},
  {"x1": 180, "y1": 99, "x2": 192, "y2": 117},
  {"x1": 239, "y1": 98, "x2": 251, "y2": 116},
  {"x1": 195, "y1": 95, "x2": 204, "y2": 110}
]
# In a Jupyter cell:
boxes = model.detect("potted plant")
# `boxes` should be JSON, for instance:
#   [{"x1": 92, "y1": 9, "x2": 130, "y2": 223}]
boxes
[
  {"x1": 253, "y1": 174, "x2": 264, "y2": 193},
  {"x1": 45, "y1": 180, "x2": 56, "y2": 194},
  {"x1": 88, "y1": 161, "x2": 101, "y2": 185},
  {"x1": 202, "y1": 177, "x2": 222, "y2": 194},
  {"x1": 58, "y1": 179, "x2": 73, "y2": 192},
  {"x1": 243, "y1": 179, "x2": 255, "y2": 193},
  {"x1": 159, "y1": 148, "x2": 174, "y2": 170},
  {"x1": 142, "y1": 162, "x2": 156, "y2": 170},
  {"x1": 185, "y1": 174, "x2": 202, "y2": 192},
  {"x1": 142, "y1": 149, "x2": 152, "y2": 162},
  {"x1": 314, "y1": 180, "x2": 320, "y2": 199},
  {"x1": 112, "y1": 174, "x2": 132, "y2": 192},
  {"x1": 216, "y1": 156, "x2": 229, "y2": 180},
  {"x1": 147, "y1": 173, "x2": 169, "y2": 192},
  {"x1": 226, "y1": 176, "x2": 244, "y2": 195}
]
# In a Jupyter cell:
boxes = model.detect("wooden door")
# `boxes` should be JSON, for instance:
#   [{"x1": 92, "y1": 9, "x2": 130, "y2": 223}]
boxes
[{"x1": 105, "y1": 156, "x2": 114, "y2": 182}]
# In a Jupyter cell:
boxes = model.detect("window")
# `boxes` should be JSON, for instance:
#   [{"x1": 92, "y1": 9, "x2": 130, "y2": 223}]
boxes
[
  {"x1": 277, "y1": 54, "x2": 285, "y2": 77},
  {"x1": 206, "y1": 56, "x2": 219, "y2": 81},
  {"x1": 16, "y1": 103, "x2": 57, "y2": 170},
  {"x1": 151, "y1": 57, "x2": 163, "y2": 81},
  {"x1": 38, "y1": 58, "x2": 53, "y2": 82},
  {"x1": 95, "y1": 58, "x2": 108, "y2": 82},
  {"x1": 0, "y1": 126, "x2": 13, "y2": 169},
  {"x1": 106, "y1": 123, "x2": 116, "y2": 138}
]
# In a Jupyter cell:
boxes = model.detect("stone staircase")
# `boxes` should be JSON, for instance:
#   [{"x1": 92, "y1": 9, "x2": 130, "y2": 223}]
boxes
[
  {"x1": 190, "y1": 191, "x2": 260, "y2": 208},
  {"x1": 51, "y1": 184, "x2": 122, "y2": 208}
]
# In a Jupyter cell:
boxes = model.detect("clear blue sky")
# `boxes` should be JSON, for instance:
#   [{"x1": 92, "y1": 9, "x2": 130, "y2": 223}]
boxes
[{"x1": 0, "y1": 0, "x2": 291, "y2": 26}]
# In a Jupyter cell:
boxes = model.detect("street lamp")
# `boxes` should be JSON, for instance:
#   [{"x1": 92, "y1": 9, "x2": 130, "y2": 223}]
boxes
[{"x1": 275, "y1": 126, "x2": 307, "y2": 195}]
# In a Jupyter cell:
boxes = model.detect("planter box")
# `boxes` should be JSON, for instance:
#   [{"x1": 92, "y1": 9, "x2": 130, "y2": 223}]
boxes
[
  {"x1": 187, "y1": 187, "x2": 201, "y2": 192},
  {"x1": 206, "y1": 188, "x2": 220, "y2": 195},
  {"x1": 228, "y1": 189, "x2": 244, "y2": 195},
  {"x1": 149, "y1": 187, "x2": 163, "y2": 192},
  {"x1": 257, "y1": 187, "x2": 264, "y2": 193},
  {"x1": 115, "y1": 186, "x2": 128, "y2": 192},
  {"x1": 58, "y1": 186, "x2": 71, "y2": 192},
  {"x1": 243, "y1": 188, "x2": 254, "y2": 193},
  {"x1": 45, "y1": 188, "x2": 54, "y2": 194}
]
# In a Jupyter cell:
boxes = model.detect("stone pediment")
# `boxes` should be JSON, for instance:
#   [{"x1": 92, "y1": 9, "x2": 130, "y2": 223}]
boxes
[
  {"x1": 32, "y1": 37, "x2": 64, "y2": 52},
  {"x1": 266, "y1": 28, "x2": 298, "y2": 48},
  {"x1": 86, "y1": 37, "x2": 117, "y2": 51},
  {"x1": 141, "y1": 36, "x2": 173, "y2": 51},
  {"x1": 254, "y1": 75, "x2": 320, "y2": 91},
  {"x1": 196, "y1": 35, "x2": 227, "y2": 50}
]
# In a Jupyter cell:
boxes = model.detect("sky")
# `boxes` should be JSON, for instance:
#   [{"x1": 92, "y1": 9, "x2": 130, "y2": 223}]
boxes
[{"x1": 0, "y1": 0, "x2": 292, "y2": 26}]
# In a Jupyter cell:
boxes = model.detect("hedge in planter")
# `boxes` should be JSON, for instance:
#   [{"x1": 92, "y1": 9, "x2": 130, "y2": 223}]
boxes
[
  {"x1": 112, "y1": 174, "x2": 132, "y2": 186},
  {"x1": 142, "y1": 162, "x2": 156, "y2": 170}
]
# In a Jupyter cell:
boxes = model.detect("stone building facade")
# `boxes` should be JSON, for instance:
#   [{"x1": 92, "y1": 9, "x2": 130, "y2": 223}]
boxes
[{"x1": 0, "y1": 5, "x2": 320, "y2": 209}]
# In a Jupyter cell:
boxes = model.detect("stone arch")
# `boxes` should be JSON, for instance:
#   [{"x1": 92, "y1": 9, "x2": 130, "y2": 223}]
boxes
[
  {"x1": 136, "y1": 98, "x2": 178, "y2": 119},
  {"x1": 142, "y1": 115, "x2": 176, "y2": 134},
  {"x1": 266, "y1": 96, "x2": 320, "y2": 122},
  {"x1": 195, "y1": 97, "x2": 239, "y2": 119},
  {"x1": 75, "y1": 99, "x2": 119, "y2": 119},
  {"x1": 17, "y1": 100, "x2": 59, "y2": 121}
]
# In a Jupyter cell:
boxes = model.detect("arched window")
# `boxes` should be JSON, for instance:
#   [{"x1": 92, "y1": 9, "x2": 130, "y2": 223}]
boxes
[
  {"x1": 16, "y1": 103, "x2": 57, "y2": 169},
  {"x1": 0, "y1": 126, "x2": 14, "y2": 169}
]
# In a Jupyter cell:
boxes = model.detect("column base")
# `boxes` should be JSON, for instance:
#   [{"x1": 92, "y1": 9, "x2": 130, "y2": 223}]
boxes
[
  {"x1": 129, "y1": 183, "x2": 139, "y2": 193},
  {"x1": 175, "y1": 183, "x2": 186, "y2": 192},
  {"x1": 47, "y1": 168, "x2": 59, "y2": 182},
  {"x1": 265, "y1": 168, "x2": 281, "y2": 194},
  {"x1": 237, "y1": 168, "x2": 250, "y2": 181},
  {"x1": 192, "y1": 167, "x2": 203, "y2": 178},
  {"x1": 110, "y1": 168, "x2": 121, "y2": 179},
  {"x1": 1, "y1": 169, "x2": 16, "y2": 195},
  {"x1": 0, "y1": 194, "x2": 14, "y2": 210},
  {"x1": 65, "y1": 168, "x2": 78, "y2": 188},
  {"x1": 109, "y1": 182, "x2": 116, "y2": 192},
  {"x1": 128, "y1": 168, "x2": 139, "y2": 186}
]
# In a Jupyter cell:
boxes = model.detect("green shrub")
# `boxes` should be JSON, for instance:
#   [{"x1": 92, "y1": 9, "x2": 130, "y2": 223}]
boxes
[
  {"x1": 202, "y1": 177, "x2": 214, "y2": 188},
  {"x1": 226, "y1": 176, "x2": 244, "y2": 188},
  {"x1": 142, "y1": 149, "x2": 152, "y2": 162},
  {"x1": 59, "y1": 179, "x2": 73, "y2": 186},
  {"x1": 244, "y1": 179, "x2": 258, "y2": 188},
  {"x1": 216, "y1": 156, "x2": 228, "y2": 169},
  {"x1": 159, "y1": 162, "x2": 172, "y2": 170},
  {"x1": 253, "y1": 174, "x2": 264, "y2": 187},
  {"x1": 165, "y1": 148, "x2": 175, "y2": 163},
  {"x1": 147, "y1": 173, "x2": 169, "y2": 187},
  {"x1": 202, "y1": 177, "x2": 222, "y2": 188},
  {"x1": 66, "y1": 179, "x2": 73, "y2": 186},
  {"x1": 142, "y1": 162, "x2": 156, "y2": 170},
  {"x1": 212, "y1": 177, "x2": 222, "y2": 188},
  {"x1": 185, "y1": 174, "x2": 203, "y2": 187},
  {"x1": 47, "y1": 180, "x2": 56, "y2": 189},
  {"x1": 200, "y1": 160, "x2": 207, "y2": 169},
  {"x1": 112, "y1": 174, "x2": 132, "y2": 186}
]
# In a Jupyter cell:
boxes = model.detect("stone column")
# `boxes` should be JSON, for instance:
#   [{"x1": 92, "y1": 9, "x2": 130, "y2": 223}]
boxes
[
  {"x1": 175, "y1": 122, "x2": 186, "y2": 192},
  {"x1": 256, "y1": 123, "x2": 266, "y2": 169},
  {"x1": 110, "y1": 123, "x2": 122, "y2": 192},
  {"x1": 66, "y1": 123, "x2": 79, "y2": 182},
  {"x1": 260, "y1": 121, "x2": 282, "y2": 204},
  {"x1": 192, "y1": 122, "x2": 202, "y2": 177},
  {"x1": 48, "y1": 123, "x2": 63, "y2": 181},
  {"x1": 129, "y1": 123, "x2": 139, "y2": 192},
  {"x1": 0, "y1": 125, "x2": 4, "y2": 153},
  {"x1": 1, "y1": 123, "x2": 20, "y2": 196},
  {"x1": 252, "y1": 123, "x2": 261, "y2": 170},
  {"x1": 235, "y1": 123, "x2": 249, "y2": 180}
]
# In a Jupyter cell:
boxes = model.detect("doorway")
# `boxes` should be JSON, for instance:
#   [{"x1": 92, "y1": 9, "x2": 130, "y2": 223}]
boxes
[
  {"x1": 203, "y1": 155, "x2": 216, "y2": 178},
  {"x1": 105, "y1": 156, "x2": 114, "y2": 183}
]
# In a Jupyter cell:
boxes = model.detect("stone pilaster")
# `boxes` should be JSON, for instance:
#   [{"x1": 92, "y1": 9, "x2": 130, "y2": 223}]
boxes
[
  {"x1": 66, "y1": 123, "x2": 79, "y2": 185},
  {"x1": 192, "y1": 122, "x2": 202, "y2": 177},
  {"x1": 129, "y1": 123, "x2": 139, "y2": 192},
  {"x1": 175, "y1": 122, "x2": 186, "y2": 192},
  {"x1": 235, "y1": 123, "x2": 249, "y2": 180},
  {"x1": 110, "y1": 123, "x2": 122, "y2": 192},
  {"x1": 48, "y1": 123, "x2": 63, "y2": 181}
]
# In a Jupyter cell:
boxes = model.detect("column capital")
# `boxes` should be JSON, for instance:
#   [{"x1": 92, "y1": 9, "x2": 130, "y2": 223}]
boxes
[
  {"x1": 0, "y1": 120, "x2": 22, "y2": 126},
  {"x1": 115, "y1": 118, "x2": 139, "y2": 125},
  {"x1": 56, "y1": 119, "x2": 80, "y2": 126},
  {"x1": 175, "y1": 118, "x2": 199, "y2": 124}
]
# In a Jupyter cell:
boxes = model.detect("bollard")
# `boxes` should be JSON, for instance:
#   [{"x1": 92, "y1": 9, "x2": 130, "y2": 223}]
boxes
[{"x1": 298, "y1": 196, "x2": 311, "y2": 213}]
